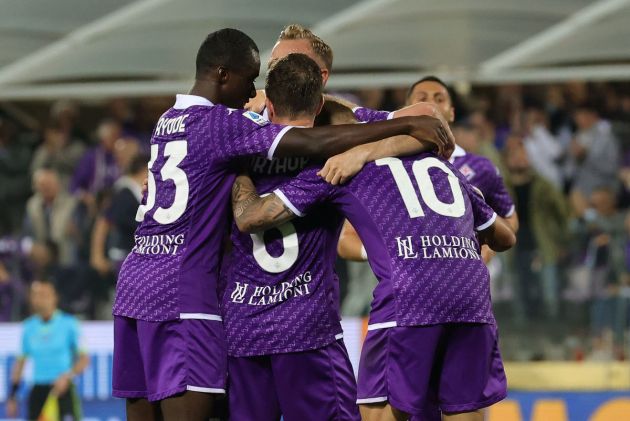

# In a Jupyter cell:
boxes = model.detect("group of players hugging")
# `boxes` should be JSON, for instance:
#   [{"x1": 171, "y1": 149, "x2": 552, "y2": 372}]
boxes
[{"x1": 112, "y1": 24, "x2": 518, "y2": 421}]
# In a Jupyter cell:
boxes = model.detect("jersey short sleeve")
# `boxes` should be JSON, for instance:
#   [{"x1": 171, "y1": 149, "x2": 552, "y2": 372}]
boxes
[
  {"x1": 21, "y1": 323, "x2": 31, "y2": 358},
  {"x1": 212, "y1": 108, "x2": 293, "y2": 162},
  {"x1": 352, "y1": 107, "x2": 392, "y2": 123},
  {"x1": 274, "y1": 166, "x2": 338, "y2": 217},
  {"x1": 480, "y1": 165, "x2": 515, "y2": 218},
  {"x1": 68, "y1": 317, "x2": 82, "y2": 355},
  {"x1": 464, "y1": 181, "x2": 497, "y2": 231}
]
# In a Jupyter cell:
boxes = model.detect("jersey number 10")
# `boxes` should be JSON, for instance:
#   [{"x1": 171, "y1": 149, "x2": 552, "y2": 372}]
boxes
[{"x1": 376, "y1": 157, "x2": 465, "y2": 218}]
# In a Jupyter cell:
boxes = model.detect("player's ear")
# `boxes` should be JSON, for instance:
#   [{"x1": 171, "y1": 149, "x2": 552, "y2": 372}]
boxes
[
  {"x1": 315, "y1": 95, "x2": 325, "y2": 116},
  {"x1": 265, "y1": 98, "x2": 275, "y2": 120},
  {"x1": 216, "y1": 66, "x2": 229, "y2": 84},
  {"x1": 320, "y1": 69, "x2": 330, "y2": 86}
]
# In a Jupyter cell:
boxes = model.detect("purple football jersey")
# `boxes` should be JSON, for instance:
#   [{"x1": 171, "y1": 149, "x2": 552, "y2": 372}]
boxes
[
  {"x1": 450, "y1": 145, "x2": 515, "y2": 218},
  {"x1": 352, "y1": 107, "x2": 392, "y2": 123},
  {"x1": 276, "y1": 153, "x2": 497, "y2": 327},
  {"x1": 113, "y1": 95, "x2": 291, "y2": 321},
  {"x1": 221, "y1": 156, "x2": 344, "y2": 356}
]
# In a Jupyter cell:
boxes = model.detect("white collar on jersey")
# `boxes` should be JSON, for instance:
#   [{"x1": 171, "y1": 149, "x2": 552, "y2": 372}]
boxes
[
  {"x1": 173, "y1": 94, "x2": 214, "y2": 109},
  {"x1": 448, "y1": 144, "x2": 466, "y2": 163}
]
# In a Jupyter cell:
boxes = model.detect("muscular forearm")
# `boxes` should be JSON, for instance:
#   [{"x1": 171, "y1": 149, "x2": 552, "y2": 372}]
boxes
[
  {"x1": 365, "y1": 136, "x2": 436, "y2": 161},
  {"x1": 276, "y1": 117, "x2": 416, "y2": 159},
  {"x1": 232, "y1": 175, "x2": 296, "y2": 233}
]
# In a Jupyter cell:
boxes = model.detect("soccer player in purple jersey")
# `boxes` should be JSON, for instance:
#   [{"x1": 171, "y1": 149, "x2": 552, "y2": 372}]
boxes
[
  {"x1": 246, "y1": 24, "x2": 429, "y2": 126},
  {"x1": 327, "y1": 76, "x2": 519, "y2": 265},
  {"x1": 112, "y1": 28, "x2": 454, "y2": 421},
  {"x1": 223, "y1": 54, "x2": 448, "y2": 421},
  {"x1": 231, "y1": 152, "x2": 515, "y2": 420},
  {"x1": 407, "y1": 76, "x2": 519, "y2": 262}
]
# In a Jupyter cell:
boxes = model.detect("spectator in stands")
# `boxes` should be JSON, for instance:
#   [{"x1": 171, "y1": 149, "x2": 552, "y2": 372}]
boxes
[
  {"x1": 505, "y1": 136, "x2": 569, "y2": 321},
  {"x1": 0, "y1": 260, "x2": 16, "y2": 321},
  {"x1": 49, "y1": 99, "x2": 87, "y2": 145},
  {"x1": 579, "y1": 188, "x2": 627, "y2": 351},
  {"x1": 6, "y1": 280, "x2": 88, "y2": 420},
  {"x1": 90, "y1": 154, "x2": 146, "y2": 317},
  {"x1": 70, "y1": 119, "x2": 122, "y2": 207},
  {"x1": 468, "y1": 108, "x2": 510, "y2": 177},
  {"x1": 0, "y1": 117, "x2": 32, "y2": 236},
  {"x1": 567, "y1": 100, "x2": 620, "y2": 216},
  {"x1": 522, "y1": 99, "x2": 564, "y2": 189},
  {"x1": 30, "y1": 121, "x2": 85, "y2": 190},
  {"x1": 24, "y1": 169, "x2": 78, "y2": 266}
]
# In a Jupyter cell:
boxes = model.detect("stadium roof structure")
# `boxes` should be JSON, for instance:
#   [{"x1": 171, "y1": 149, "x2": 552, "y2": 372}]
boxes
[{"x1": 1, "y1": 0, "x2": 630, "y2": 100}]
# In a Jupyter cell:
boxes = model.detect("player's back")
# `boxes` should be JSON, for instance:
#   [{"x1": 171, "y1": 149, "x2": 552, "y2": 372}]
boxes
[
  {"x1": 340, "y1": 152, "x2": 497, "y2": 327},
  {"x1": 113, "y1": 95, "x2": 286, "y2": 322},
  {"x1": 222, "y1": 156, "x2": 344, "y2": 356}
]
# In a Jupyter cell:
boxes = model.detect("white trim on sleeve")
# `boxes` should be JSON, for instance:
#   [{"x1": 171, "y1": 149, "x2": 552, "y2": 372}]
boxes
[
  {"x1": 357, "y1": 396, "x2": 389, "y2": 404},
  {"x1": 476, "y1": 212, "x2": 497, "y2": 231},
  {"x1": 267, "y1": 126, "x2": 294, "y2": 160},
  {"x1": 503, "y1": 205, "x2": 515, "y2": 218},
  {"x1": 273, "y1": 189, "x2": 304, "y2": 217},
  {"x1": 366, "y1": 321, "x2": 397, "y2": 331},
  {"x1": 334, "y1": 333, "x2": 344, "y2": 340},
  {"x1": 386, "y1": 112, "x2": 394, "y2": 120},
  {"x1": 186, "y1": 385, "x2": 226, "y2": 394},
  {"x1": 179, "y1": 313, "x2": 222, "y2": 321}
]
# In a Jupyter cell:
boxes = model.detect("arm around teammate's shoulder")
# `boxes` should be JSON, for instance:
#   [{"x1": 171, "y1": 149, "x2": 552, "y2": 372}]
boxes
[{"x1": 274, "y1": 115, "x2": 452, "y2": 160}]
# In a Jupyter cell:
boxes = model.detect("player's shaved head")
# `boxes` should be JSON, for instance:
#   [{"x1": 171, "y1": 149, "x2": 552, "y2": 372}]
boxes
[
  {"x1": 196, "y1": 28, "x2": 259, "y2": 79},
  {"x1": 265, "y1": 54, "x2": 323, "y2": 120},
  {"x1": 407, "y1": 76, "x2": 455, "y2": 123}
]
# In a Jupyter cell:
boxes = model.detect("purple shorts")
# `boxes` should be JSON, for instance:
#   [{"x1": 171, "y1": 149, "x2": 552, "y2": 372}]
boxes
[
  {"x1": 357, "y1": 323, "x2": 507, "y2": 416},
  {"x1": 228, "y1": 339, "x2": 360, "y2": 421},
  {"x1": 112, "y1": 315, "x2": 227, "y2": 402}
]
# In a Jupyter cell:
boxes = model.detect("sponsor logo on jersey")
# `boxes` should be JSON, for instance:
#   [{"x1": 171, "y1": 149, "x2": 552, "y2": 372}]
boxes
[{"x1": 459, "y1": 164, "x2": 476, "y2": 180}]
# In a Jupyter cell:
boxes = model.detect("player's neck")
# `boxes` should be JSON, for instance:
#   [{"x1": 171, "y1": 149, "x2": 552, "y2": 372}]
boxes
[
  {"x1": 188, "y1": 81, "x2": 219, "y2": 105},
  {"x1": 272, "y1": 115, "x2": 314, "y2": 127}
]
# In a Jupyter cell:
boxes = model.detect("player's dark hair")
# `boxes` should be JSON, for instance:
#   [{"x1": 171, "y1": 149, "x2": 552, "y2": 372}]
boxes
[
  {"x1": 407, "y1": 75, "x2": 453, "y2": 102},
  {"x1": 196, "y1": 28, "x2": 259, "y2": 78},
  {"x1": 266, "y1": 53, "x2": 323, "y2": 119}
]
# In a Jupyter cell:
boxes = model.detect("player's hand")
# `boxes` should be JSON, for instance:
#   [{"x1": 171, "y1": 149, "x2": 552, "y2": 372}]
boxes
[
  {"x1": 52, "y1": 374, "x2": 71, "y2": 397},
  {"x1": 408, "y1": 115, "x2": 455, "y2": 160},
  {"x1": 245, "y1": 90, "x2": 266, "y2": 114},
  {"x1": 318, "y1": 148, "x2": 369, "y2": 185},
  {"x1": 6, "y1": 397, "x2": 17, "y2": 417},
  {"x1": 91, "y1": 255, "x2": 111, "y2": 276}
]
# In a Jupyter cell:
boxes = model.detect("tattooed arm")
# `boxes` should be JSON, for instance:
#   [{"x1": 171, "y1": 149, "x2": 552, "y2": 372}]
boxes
[{"x1": 231, "y1": 174, "x2": 297, "y2": 233}]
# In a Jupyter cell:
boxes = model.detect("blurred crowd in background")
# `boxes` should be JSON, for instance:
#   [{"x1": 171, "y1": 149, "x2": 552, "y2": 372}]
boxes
[{"x1": 1, "y1": 81, "x2": 630, "y2": 362}]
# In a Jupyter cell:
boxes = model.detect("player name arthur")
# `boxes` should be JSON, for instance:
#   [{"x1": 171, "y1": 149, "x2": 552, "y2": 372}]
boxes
[{"x1": 395, "y1": 235, "x2": 481, "y2": 260}]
